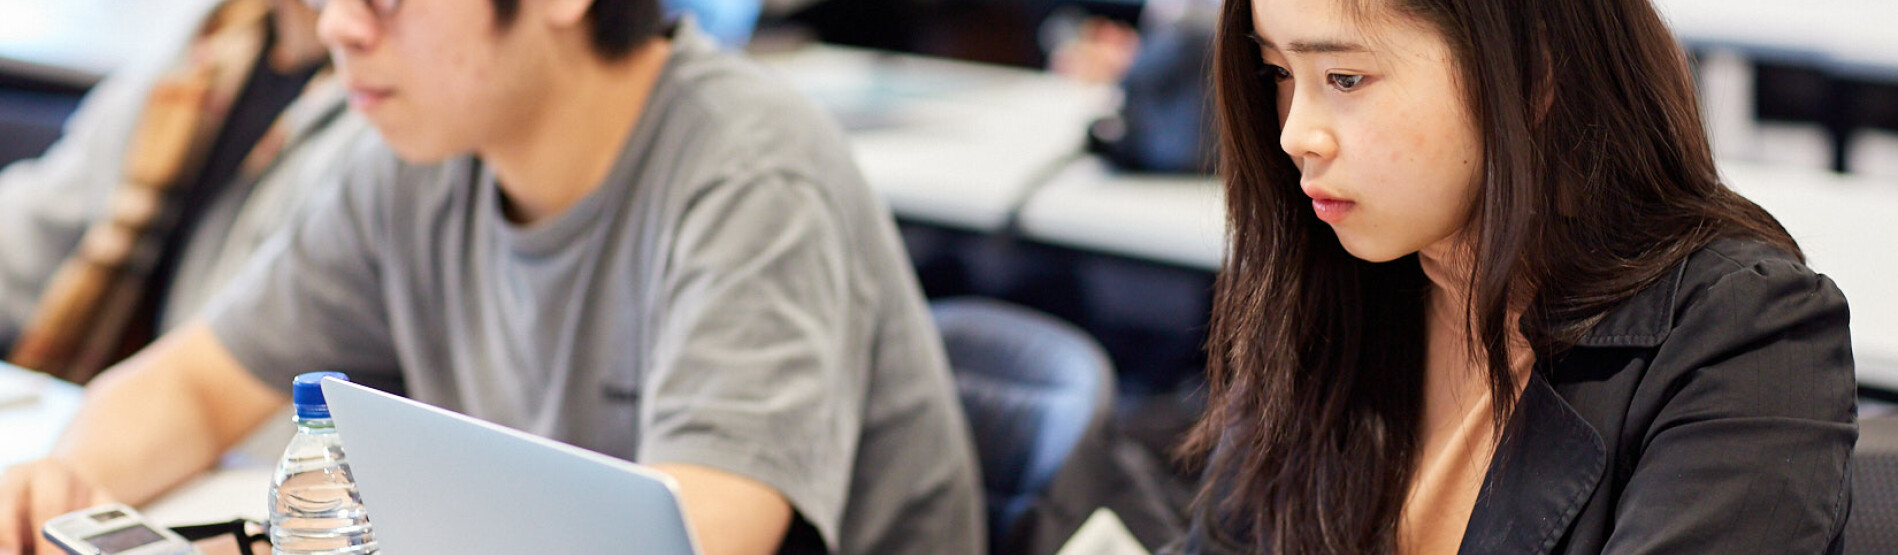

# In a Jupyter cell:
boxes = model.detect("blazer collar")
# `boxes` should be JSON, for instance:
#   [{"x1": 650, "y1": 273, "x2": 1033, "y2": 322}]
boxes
[
  {"x1": 1457, "y1": 371, "x2": 1607, "y2": 555},
  {"x1": 1453, "y1": 251, "x2": 1696, "y2": 552},
  {"x1": 1570, "y1": 260, "x2": 1688, "y2": 348}
]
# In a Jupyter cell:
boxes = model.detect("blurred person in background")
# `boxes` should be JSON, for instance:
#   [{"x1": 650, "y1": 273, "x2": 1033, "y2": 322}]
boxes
[
  {"x1": 1049, "y1": 0, "x2": 1220, "y2": 173},
  {"x1": 0, "y1": 0, "x2": 371, "y2": 384}
]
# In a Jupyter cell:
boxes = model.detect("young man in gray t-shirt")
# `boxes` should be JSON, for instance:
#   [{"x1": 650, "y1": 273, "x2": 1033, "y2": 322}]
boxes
[{"x1": 0, "y1": 1, "x2": 983, "y2": 554}]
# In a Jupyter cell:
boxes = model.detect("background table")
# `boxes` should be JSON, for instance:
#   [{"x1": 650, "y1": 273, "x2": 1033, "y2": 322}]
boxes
[
  {"x1": 1018, "y1": 156, "x2": 1225, "y2": 271},
  {"x1": 756, "y1": 44, "x2": 1116, "y2": 232},
  {"x1": 1653, "y1": 0, "x2": 1898, "y2": 77}
]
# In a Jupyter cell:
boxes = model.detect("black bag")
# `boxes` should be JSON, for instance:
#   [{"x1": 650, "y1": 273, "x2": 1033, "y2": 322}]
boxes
[{"x1": 996, "y1": 418, "x2": 1193, "y2": 554}]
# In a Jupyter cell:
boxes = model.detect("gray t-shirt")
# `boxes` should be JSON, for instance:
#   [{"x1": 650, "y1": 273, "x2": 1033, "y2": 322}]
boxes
[{"x1": 206, "y1": 21, "x2": 983, "y2": 554}]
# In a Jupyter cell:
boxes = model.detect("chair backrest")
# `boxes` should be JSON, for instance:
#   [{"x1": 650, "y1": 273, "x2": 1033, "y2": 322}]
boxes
[
  {"x1": 1847, "y1": 413, "x2": 1898, "y2": 554},
  {"x1": 931, "y1": 297, "x2": 1116, "y2": 549}
]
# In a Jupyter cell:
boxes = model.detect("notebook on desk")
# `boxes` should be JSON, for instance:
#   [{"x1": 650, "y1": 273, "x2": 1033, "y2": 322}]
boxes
[{"x1": 319, "y1": 377, "x2": 701, "y2": 555}]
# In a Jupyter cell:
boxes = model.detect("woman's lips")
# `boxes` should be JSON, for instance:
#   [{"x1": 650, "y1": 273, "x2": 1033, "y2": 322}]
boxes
[
  {"x1": 1304, "y1": 187, "x2": 1356, "y2": 224},
  {"x1": 1311, "y1": 198, "x2": 1355, "y2": 223}
]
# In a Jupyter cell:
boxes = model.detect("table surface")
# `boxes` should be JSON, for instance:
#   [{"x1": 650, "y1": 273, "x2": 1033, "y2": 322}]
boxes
[
  {"x1": 756, "y1": 45, "x2": 1116, "y2": 233},
  {"x1": 1652, "y1": 0, "x2": 1898, "y2": 78},
  {"x1": 0, "y1": 368, "x2": 82, "y2": 469},
  {"x1": 1018, "y1": 156, "x2": 1226, "y2": 271},
  {"x1": 0, "y1": 364, "x2": 284, "y2": 526}
]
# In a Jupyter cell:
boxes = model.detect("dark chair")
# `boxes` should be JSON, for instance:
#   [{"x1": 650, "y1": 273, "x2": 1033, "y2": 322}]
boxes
[
  {"x1": 932, "y1": 297, "x2": 1116, "y2": 554},
  {"x1": 1846, "y1": 413, "x2": 1898, "y2": 554}
]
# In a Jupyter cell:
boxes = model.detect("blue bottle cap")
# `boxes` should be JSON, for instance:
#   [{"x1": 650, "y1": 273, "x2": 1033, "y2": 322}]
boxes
[{"x1": 291, "y1": 372, "x2": 351, "y2": 419}]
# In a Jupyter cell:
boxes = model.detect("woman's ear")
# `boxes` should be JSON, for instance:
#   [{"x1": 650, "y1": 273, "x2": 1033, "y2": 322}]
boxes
[
  {"x1": 1532, "y1": 34, "x2": 1555, "y2": 125},
  {"x1": 1535, "y1": 74, "x2": 1554, "y2": 125},
  {"x1": 1535, "y1": 85, "x2": 1554, "y2": 124}
]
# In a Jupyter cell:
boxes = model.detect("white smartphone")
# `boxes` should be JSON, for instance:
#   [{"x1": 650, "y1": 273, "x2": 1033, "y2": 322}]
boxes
[{"x1": 40, "y1": 503, "x2": 202, "y2": 555}]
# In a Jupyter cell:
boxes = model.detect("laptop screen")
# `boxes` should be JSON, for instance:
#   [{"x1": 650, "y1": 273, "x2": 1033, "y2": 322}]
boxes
[{"x1": 320, "y1": 378, "x2": 701, "y2": 554}]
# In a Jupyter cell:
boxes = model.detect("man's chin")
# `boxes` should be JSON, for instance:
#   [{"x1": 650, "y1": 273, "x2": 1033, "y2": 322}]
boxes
[{"x1": 378, "y1": 132, "x2": 463, "y2": 165}]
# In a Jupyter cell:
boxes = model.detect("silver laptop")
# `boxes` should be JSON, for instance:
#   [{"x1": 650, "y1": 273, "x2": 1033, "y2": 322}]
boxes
[{"x1": 319, "y1": 377, "x2": 701, "y2": 555}]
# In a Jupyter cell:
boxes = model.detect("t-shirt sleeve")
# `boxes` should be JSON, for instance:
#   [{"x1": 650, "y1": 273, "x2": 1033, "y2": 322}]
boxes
[
  {"x1": 636, "y1": 171, "x2": 863, "y2": 551},
  {"x1": 201, "y1": 145, "x2": 401, "y2": 394}
]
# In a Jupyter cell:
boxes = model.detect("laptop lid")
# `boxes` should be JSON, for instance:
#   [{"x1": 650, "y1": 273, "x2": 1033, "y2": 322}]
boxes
[{"x1": 319, "y1": 377, "x2": 701, "y2": 555}]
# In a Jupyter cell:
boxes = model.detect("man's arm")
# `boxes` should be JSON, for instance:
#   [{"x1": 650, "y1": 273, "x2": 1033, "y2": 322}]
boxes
[
  {"x1": 639, "y1": 174, "x2": 865, "y2": 554},
  {"x1": 650, "y1": 463, "x2": 794, "y2": 555},
  {"x1": 0, "y1": 322, "x2": 285, "y2": 554}
]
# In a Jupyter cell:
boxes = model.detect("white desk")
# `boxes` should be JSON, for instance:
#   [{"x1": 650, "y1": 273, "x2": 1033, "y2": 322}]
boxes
[
  {"x1": 0, "y1": 0, "x2": 215, "y2": 87},
  {"x1": 1018, "y1": 156, "x2": 1225, "y2": 271},
  {"x1": 1653, "y1": 0, "x2": 1898, "y2": 78},
  {"x1": 756, "y1": 45, "x2": 1116, "y2": 232},
  {"x1": 0, "y1": 369, "x2": 83, "y2": 468},
  {"x1": 0, "y1": 364, "x2": 285, "y2": 526}
]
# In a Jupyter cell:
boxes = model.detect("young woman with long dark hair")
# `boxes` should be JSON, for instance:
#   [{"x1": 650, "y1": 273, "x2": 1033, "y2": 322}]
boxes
[{"x1": 1168, "y1": 0, "x2": 1857, "y2": 552}]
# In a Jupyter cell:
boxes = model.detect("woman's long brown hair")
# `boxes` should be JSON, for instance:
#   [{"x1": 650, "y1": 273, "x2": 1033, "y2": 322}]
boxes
[{"x1": 1180, "y1": 0, "x2": 1801, "y2": 551}]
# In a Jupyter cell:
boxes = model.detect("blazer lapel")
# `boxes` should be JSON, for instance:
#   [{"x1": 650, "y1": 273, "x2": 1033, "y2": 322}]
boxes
[{"x1": 1458, "y1": 372, "x2": 1607, "y2": 554}]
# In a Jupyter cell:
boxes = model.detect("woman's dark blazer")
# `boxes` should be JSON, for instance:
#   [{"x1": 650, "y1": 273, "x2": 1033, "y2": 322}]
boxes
[{"x1": 1169, "y1": 238, "x2": 1858, "y2": 554}]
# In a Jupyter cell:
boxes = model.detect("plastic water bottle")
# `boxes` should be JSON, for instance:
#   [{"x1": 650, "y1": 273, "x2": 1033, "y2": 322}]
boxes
[{"x1": 268, "y1": 372, "x2": 378, "y2": 554}]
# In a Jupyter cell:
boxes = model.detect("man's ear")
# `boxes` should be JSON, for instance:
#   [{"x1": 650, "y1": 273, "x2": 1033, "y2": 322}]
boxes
[{"x1": 544, "y1": 0, "x2": 594, "y2": 28}]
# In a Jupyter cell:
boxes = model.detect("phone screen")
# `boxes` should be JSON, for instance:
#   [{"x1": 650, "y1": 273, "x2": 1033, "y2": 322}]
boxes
[{"x1": 85, "y1": 524, "x2": 167, "y2": 554}]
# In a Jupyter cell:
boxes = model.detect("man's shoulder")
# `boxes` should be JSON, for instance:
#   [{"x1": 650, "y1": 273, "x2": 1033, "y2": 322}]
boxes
[
  {"x1": 666, "y1": 44, "x2": 819, "y2": 117},
  {"x1": 656, "y1": 47, "x2": 852, "y2": 166}
]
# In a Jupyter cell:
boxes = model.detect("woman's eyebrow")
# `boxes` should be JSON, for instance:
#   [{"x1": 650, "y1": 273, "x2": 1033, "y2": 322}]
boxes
[{"x1": 1250, "y1": 32, "x2": 1369, "y2": 54}]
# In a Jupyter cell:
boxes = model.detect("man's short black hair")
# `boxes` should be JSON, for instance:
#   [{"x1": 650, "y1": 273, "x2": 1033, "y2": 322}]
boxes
[{"x1": 490, "y1": 0, "x2": 666, "y2": 60}]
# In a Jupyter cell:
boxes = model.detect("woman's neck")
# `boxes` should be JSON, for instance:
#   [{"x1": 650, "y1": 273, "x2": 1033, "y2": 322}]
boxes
[
  {"x1": 1416, "y1": 235, "x2": 1534, "y2": 429},
  {"x1": 1418, "y1": 234, "x2": 1535, "y2": 389},
  {"x1": 1418, "y1": 237, "x2": 1476, "y2": 334}
]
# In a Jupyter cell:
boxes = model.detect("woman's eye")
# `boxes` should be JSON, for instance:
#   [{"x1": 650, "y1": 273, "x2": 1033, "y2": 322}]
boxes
[
  {"x1": 1260, "y1": 65, "x2": 1292, "y2": 83},
  {"x1": 1328, "y1": 73, "x2": 1365, "y2": 91}
]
